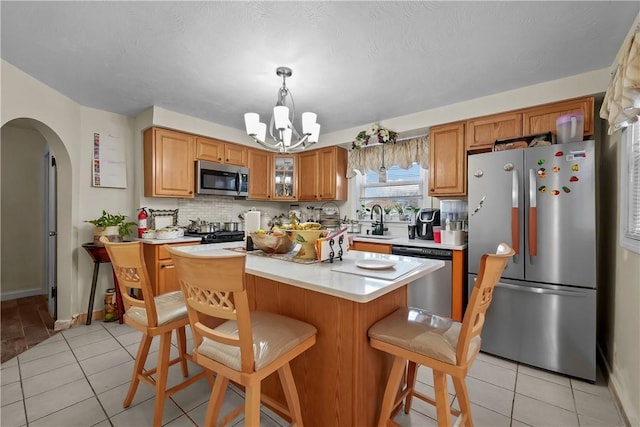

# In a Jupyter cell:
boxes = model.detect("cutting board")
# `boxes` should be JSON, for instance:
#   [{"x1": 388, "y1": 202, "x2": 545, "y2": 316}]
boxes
[{"x1": 331, "y1": 260, "x2": 422, "y2": 281}]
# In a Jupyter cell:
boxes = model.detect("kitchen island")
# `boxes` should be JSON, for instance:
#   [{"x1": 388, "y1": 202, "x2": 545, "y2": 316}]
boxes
[{"x1": 172, "y1": 243, "x2": 444, "y2": 426}]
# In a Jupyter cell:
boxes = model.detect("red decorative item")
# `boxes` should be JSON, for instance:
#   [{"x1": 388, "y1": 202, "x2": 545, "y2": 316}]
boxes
[
  {"x1": 555, "y1": 151, "x2": 563, "y2": 156},
  {"x1": 137, "y1": 207, "x2": 148, "y2": 238},
  {"x1": 569, "y1": 176, "x2": 579, "y2": 182}
]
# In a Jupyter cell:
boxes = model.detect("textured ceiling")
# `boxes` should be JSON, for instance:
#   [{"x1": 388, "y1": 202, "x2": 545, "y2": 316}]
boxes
[{"x1": 2, "y1": 1, "x2": 638, "y2": 136}]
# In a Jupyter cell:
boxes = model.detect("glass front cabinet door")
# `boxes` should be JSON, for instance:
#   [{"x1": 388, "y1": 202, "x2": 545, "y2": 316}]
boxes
[{"x1": 273, "y1": 155, "x2": 297, "y2": 200}]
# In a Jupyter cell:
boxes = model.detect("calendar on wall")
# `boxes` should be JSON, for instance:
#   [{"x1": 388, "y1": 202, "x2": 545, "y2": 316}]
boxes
[{"x1": 92, "y1": 132, "x2": 127, "y2": 188}]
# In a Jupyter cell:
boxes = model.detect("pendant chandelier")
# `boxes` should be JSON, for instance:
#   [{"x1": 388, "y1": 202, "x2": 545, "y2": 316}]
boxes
[{"x1": 244, "y1": 67, "x2": 320, "y2": 153}]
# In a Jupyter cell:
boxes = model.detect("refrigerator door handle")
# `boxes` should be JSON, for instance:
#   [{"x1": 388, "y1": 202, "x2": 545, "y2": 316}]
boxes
[
  {"x1": 497, "y1": 282, "x2": 587, "y2": 297},
  {"x1": 511, "y1": 169, "x2": 519, "y2": 255},
  {"x1": 528, "y1": 169, "x2": 537, "y2": 257}
]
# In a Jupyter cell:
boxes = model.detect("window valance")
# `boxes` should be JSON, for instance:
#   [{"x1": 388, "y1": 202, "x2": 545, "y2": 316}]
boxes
[
  {"x1": 347, "y1": 136, "x2": 429, "y2": 178},
  {"x1": 600, "y1": 23, "x2": 640, "y2": 134}
]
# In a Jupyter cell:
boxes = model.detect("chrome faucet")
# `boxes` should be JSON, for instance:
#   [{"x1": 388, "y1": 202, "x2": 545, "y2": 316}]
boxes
[{"x1": 370, "y1": 204, "x2": 386, "y2": 236}]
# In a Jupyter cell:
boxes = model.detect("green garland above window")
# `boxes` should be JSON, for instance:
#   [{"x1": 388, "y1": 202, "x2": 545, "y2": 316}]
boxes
[{"x1": 352, "y1": 123, "x2": 398, "y2": 149}]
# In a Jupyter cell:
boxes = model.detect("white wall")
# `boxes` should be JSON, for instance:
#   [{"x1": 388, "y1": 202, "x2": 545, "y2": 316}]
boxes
[
  {"x1": 1, "y1": 126, "x2": 47, "y2": 296},
  {"x1": 599, "y1": 128, "x2": 640, "y2": 426}
]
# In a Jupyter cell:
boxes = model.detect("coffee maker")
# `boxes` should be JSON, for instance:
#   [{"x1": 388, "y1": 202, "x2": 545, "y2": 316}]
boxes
[{"x1": 415, "y1": 208, "x2": 440, "y2": 240}]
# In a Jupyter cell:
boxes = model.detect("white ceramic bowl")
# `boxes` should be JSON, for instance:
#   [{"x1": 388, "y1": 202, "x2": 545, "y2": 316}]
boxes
[
  {"x1": 141, "y1": 230, "x2": 156, "y2": 239},
  {"x1": 156, "y1": 229, "x2": 179, "y2": 240}
]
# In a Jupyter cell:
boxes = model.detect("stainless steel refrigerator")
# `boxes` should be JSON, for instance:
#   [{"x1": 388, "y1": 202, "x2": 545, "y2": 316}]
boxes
[{"x1": 467, "y1": 140, "x2": 596, "y2": 381}]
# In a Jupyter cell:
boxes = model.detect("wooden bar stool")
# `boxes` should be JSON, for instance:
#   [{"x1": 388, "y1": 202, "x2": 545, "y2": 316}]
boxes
[
  {"x1": 101, "y1": 238, "x2": 207, "y2": 427},
  {"x1": 369, "y1": 243, "x2": 515, "y2": 427},
  {"x1": 167, "y1": 246, "x2": 317, "y2": 427}
]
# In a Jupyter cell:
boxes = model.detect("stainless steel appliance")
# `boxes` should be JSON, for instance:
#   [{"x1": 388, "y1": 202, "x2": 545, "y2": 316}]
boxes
[
  {"x1": 415, "y1": 208, "x2": 440, "y2": 240},
  {"x1": 196, "y1": 160, "x2": 249, "y2": 197},
  {"x1": 185, "y1": 231, "x2": 245, "y2": 244},
  {"x1": 391, "y1": 245, "x2": 452, "y2": 317},
  {"x1": 467, "y1": 140, "x2": 596, "y2": 381}
]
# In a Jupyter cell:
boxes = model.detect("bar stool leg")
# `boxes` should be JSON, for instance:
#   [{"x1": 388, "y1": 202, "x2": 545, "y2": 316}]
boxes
[{"x1": 86, "y1": 262, "x2": 100, "y2": 325}]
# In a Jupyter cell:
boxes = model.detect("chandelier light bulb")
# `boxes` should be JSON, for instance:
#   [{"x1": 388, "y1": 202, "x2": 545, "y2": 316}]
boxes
[
  {"x1": 244, "y1": 113, "x2": 260, "y2": 136},
  {"x1": 273, "y1": 106, "x2": 289, "y2": 130},
  {"x1": 302, "y1": 112, "x2": 317, "y2": 135}
]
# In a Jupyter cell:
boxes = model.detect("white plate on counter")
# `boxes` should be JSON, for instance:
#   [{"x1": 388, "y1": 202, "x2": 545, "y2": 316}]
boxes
[{"x1": 355, "y1": 259, "x2": 396, "y2": 270}]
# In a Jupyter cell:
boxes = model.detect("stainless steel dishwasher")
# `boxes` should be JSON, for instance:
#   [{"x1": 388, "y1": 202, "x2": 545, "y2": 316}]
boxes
[{"x1": 391, "y1": 245, "x2": 453, "y2": 317}]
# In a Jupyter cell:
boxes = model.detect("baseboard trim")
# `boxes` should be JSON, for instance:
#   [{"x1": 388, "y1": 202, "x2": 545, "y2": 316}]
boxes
[
  {"x1": 0, "y1": 288, "x2": 44, "y2": 301},
  {"x1": 597, "y1": 344, "x2": 636, "y2": 427}
]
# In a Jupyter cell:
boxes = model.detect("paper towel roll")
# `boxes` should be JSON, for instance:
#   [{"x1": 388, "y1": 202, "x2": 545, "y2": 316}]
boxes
[{"x1": 245, "y1": 211, "x2": 261, "y2": 236}]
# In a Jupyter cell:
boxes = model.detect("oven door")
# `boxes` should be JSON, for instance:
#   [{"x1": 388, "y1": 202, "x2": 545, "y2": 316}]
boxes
[{"x1": 196, "y1": 161, "x2": 248, "y2": 196}]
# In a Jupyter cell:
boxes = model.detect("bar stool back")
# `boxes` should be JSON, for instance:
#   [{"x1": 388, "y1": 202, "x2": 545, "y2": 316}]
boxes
[
  {"x1": 167, "y1": 247, "x2": 317, "y2": 427},
  {"x1": 368, "y1": 242, "x2": 515, "y2": 427}
]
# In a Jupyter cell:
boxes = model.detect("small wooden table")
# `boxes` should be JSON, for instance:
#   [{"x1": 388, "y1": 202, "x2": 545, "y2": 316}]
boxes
[{"x1": 81, "y1": 243, "x2": 124, "y2": 325}]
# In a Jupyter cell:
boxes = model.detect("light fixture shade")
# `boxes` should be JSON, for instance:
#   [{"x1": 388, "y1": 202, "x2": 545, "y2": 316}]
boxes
[
  {"x1": 244, "y1": 113, "x2": 260, "y2": 135},
  {"x1": 283, "y1": 128, "x2": 292, "y2": 147},
  {"x1": 302, "y1": 112, "x2": 317, "y2": 135},
  {"x1": 256, "y1": 122, "x2": 267, "y2": 143},
  {"x1": 309, "y1": 123, "x2": 321, "y2": 143},
  {"x1": 273, "y1": 106, "x2": 289, "y2": 130}
]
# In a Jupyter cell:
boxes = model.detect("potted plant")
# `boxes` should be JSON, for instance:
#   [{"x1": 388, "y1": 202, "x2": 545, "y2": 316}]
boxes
[{"x1": 86, "y1": 210, "x2": 136, "y2": 245}]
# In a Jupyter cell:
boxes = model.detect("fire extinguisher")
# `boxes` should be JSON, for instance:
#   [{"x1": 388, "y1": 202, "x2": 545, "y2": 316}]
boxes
[{"x1": 137, "y1": 207, "x2": 148, "y2": 238}]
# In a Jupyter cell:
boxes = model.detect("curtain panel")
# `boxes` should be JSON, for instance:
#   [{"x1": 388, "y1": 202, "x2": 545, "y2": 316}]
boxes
[
  {"x1": 600, "y1": 24, "x2": 640, "y2": 134},
  {"x1": 346, "y1": 136, "x2": 429, "y2": 178}
]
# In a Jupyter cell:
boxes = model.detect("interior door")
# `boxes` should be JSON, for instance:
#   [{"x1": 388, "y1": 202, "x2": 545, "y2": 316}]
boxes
[
  {"x1": 467, "y1": 150, "x2": 524, "y2": 280},
  {"x1": 45, "y1": 152, "x2": 57, "y2": 318}
]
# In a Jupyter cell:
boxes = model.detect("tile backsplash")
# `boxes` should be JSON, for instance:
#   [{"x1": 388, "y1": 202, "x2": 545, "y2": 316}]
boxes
[{"x1": 176, "y1": 195, "x2": 290, "y2": 226}]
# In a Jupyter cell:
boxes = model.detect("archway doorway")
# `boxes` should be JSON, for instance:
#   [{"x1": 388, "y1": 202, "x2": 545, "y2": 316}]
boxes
[{"x1": 1, "y1": 118, "x2": 67, "y2": 320}]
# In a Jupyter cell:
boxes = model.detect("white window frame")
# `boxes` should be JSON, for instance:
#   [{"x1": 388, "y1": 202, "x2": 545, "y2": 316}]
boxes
[
  {"x1": 355, "y1": 163, "x2": 430, "y2": 219},
  {"x1": 620, "y1": 120, "x2": 640, "y2": 254}
]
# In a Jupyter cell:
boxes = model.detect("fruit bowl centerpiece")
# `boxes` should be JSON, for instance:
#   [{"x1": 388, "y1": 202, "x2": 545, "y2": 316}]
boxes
[
  {"x1": 286, "y1": 229, "x2": 329, "y2": 259},
  {"x1": 278, "y1": 222, "x2": 328, "y2": 259},
  {"x1": 250, "y1": 230, "x2": 296, "y2": 254}
]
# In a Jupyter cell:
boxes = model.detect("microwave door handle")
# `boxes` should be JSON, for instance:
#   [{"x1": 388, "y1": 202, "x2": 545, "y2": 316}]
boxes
[
  {"x1": 236, "y1": 171, "x2": 243, "y2": 195},
  {"x1": 529, "y1": 168, "x2": 537, "y2": 257}
]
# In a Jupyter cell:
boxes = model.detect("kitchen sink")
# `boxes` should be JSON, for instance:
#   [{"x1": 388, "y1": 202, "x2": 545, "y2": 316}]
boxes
[{"x1": 356, "y1": 234, "x2": 396, "y2": 240}]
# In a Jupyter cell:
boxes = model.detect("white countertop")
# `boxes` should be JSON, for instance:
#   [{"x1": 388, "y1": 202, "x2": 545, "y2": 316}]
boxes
[
  {"x1": 353, "y1": 235, "x2": 467, "y2": 250},
  {"x1": 170, "y1": 242, "x2": 445, "y2": 303},
  {"x1": 136, "y1": 236, "x2": 202, "y2": 245}
]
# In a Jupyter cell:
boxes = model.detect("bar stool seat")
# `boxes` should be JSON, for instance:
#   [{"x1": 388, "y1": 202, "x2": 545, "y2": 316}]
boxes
[{"x1": 369, "y1": 243, "x2": 514, "y2": 427}]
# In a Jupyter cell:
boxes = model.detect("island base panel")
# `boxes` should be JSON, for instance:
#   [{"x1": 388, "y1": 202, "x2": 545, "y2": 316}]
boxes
[{"x1": 246, "y1": 274, "x2": 407, "y2": 427}]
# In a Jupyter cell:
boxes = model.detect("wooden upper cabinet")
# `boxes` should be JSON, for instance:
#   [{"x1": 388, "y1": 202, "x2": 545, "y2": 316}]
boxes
[
  {"x1": 429, "y1": 121, "x2": 466, "y2": 197},
  {"x1": 195, "y1": 137, "x2": 248, "y2": 166},
  {"x1": 224, "y1": 144, "x2": 248, "y2": 167},
  {"x1": 297, "y1": 151, "x2": 319, "y2": 200},
  {"x1": 144, "y1": 128, "x2": 195, "y2": 198},
  {"x1": 318, "y1": 147, "x2": 347, "y2": 201},
  {"x1": 298, "y1": 147, "x2": 348, "y2": 201},
  {"x1": 522, "y1": 96, "x2": 594, "y2": 137},
  {"x1": 466, "y1": 112, "x2": 523, "y2": 152},
  {"x1": 272, "y1": 155, "x2": 297, "y2": 201},
  {"x1": 247, "y1": 148, "x2": 272, "y2": 200}
]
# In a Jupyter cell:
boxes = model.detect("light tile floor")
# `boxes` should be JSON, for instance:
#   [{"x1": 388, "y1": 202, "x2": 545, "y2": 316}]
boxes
[{"x1": 0, "y1": 321, "x2": 626, "y2": 427}]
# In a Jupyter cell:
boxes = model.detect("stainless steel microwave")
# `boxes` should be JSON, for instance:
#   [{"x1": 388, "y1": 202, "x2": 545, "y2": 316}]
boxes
[{"x1": 196, "y1": 160, "x2": 249, "y2": 197}]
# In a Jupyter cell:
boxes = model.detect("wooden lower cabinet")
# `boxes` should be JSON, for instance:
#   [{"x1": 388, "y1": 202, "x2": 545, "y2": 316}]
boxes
[
  {"x1": 350, "y1": 241, "x2": 391, "y2": 254},
  {"x1": 246, "y1": 274, "x2": 406, "y2": 426},
  {"x1": 143, "y1": 242, "x2": 200, "y2": 295}
]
